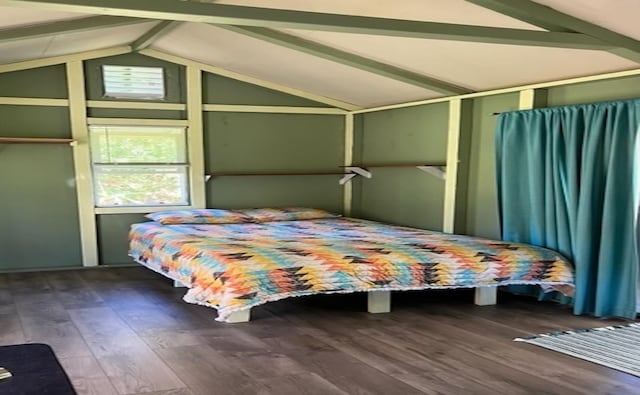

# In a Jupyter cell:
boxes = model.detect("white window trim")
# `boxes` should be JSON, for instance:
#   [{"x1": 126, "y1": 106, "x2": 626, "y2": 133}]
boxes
[{"x1": 89, "y1": 123, "x2": 191, "y2": 209}]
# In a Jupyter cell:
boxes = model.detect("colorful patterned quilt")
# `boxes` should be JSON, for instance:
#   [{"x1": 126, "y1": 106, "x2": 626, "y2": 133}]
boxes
[{"x1": 129, "y1": 218, "x2": 574, "y2": 321}]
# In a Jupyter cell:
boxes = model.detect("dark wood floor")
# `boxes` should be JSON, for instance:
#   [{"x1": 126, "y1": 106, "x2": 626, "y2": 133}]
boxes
[{"x1": 0, "y1": 267, "x2": 638, "y2": 395}]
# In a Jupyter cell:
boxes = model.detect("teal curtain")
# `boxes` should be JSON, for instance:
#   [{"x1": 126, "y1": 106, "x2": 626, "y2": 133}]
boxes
[{"x1": 496, "y1": 99, "x2": 640, "y2": 319}]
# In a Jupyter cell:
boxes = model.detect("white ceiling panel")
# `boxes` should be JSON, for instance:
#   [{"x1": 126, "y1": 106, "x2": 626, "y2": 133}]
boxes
[
  {"x1": 153, "y1": 23, "x2": 441, "y2": 107},
  {"x1": 280, "y1": 30, "x2": 638, "y2": 91},
  {"x1": 533, "y1": 0, "x2": 640, "y2": 40},
  {"x1": 0, "y1": 2, "x2": 637, "y2": 107},
  {"x1": 42, "y1": 22, "x2": 155, "y2": 57},
  {"x1": 0, "y1": 22, "x2": 155, "y2": 64},
  {"x1": 0, "y1": 6, "x2": 88, "y2": 29},
  {"x1": 0, "y1": 36, "x2": 51, "y2": 64},
  {"x1": 214, "y1": 0, "x2": 542, "y2": 29}
]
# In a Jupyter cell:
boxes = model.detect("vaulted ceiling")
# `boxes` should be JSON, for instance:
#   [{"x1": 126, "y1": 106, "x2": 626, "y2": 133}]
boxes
[{"x1": 0, "y1": 0, "x2": 638, "y2": 108}]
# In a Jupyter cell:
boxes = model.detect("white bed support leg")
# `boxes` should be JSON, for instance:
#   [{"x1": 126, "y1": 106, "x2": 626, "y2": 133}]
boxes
[
  {"x1": 368, "y1": 291, "x2": 391, "y2": 313},
  {"x1": 475, "y1": 287, "x2": 497, "y2": 306},
  {"x1": 224, "y1": 309, "x2": 251, "y2": 323}
]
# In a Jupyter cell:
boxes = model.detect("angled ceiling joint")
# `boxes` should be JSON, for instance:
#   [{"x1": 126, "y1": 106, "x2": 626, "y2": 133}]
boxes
[
  {"x1": 466, "y1": 0, "x2": 640, "y2": 63},
  {"x1": 219, "y1": 25, "x2": 471, "y2": 95},
  {"x1": 0, "y1": 15, "x2": 149, "y2": 44},
  {"x1": 131, "y1": 20, "x2": 181, "y2": 52},
  {"x1": 0, "y1": 0, "x2": 613, "y2": 50}
]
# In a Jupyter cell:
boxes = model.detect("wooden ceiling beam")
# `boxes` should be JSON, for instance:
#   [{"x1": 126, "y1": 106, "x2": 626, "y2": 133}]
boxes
[
  {"x1": 0, "y1": 15, "x2": 149, "y2": 43},
  {"x1": 0, "y1": 0, "x2": 613, "y2": 49},
  {"x1": 466, "y1": 0, "x2": 640, "y2": 63},
  {"x1": 131, "y1": 20, "x2": 181, "y2": 51}
]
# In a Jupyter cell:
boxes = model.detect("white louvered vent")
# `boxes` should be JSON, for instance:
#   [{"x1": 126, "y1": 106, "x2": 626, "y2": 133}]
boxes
[{"x1": 102, "y1": 65, "x2": 165, "y2": 100}]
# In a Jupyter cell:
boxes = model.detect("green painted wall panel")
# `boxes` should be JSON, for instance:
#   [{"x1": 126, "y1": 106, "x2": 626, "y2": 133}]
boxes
[
  {"x1": 207, "y1": 177, "x2": 343, "y2": 213},
  {"x1": 204, "y1": 112, "x2": 344, "y2": 211},
  {"x1": 464, "y1": 93, "x2": 519, "y2": 239},
  {"x1": 202, "y1": 73, "x2": 330, "y2": 107},
  {"x1": 204, "y1": 113, "x2": 343, "y2": 171},
  {"x1": 0, "y1": 145, "x2": 82, "y2": 270},
  {"x1": 546, "y1": 75, "x2": 640, "y2": 106},
  {"x1": 0, "y1": 104, "x2": 82, "y2": 270},
  {"x1": 97, "y1": 214, "x2": 148, "y2": 265},
  {"x1": 353, "y1": 103, "x2": 448, "y2": 230},
  {"x1": 0, "y1": 106, "x2": 71, "y2": 138},
  {"x1": 84, "y1": 53, "x2": 185, "y2": 103},
  {"x1": 86, "y1": 108, "x2": 186, "y2": 119},
  {"x1": 0, "y1": 65, "x2": 67, "y2": 98},
  {"x1": 463, "y1": 77, "x2": 640, "y2": 240}
]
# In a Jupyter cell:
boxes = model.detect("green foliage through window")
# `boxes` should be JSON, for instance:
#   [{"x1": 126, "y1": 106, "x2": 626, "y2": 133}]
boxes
[{"x1": 89, "y1": 125, "x2": 189, "y2": 207}]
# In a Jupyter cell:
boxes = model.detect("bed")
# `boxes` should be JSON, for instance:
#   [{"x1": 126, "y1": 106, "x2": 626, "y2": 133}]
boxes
[{"x1": 128, "y1": 208, "x2": 574, "y2": 323}]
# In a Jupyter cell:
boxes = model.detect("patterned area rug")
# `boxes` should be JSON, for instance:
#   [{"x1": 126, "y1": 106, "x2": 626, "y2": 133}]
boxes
[{"x1": 515, "y1": 323, "x2": 640, "y2": 377}]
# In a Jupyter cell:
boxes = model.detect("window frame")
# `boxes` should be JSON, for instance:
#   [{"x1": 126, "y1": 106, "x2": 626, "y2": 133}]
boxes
[{"x1": 88, "y1": 122, "x2": 193, "y2": 211}]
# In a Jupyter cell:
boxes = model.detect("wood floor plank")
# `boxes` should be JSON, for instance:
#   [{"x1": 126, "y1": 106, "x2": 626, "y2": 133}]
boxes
[
  {"x1": 0, "y1": 289, "x2": 14, "y2": 314},
  {"x1": 130, "y1": 390, "x2": 195, "y2": 395},
  {"x1": 2, "y1": 268, "x2": 639, "y2": 395},
  {"x1": 68, "y1": 307, "x2": 186, "y2": 394},
  {"x1": 59, "y1": 356, "x2": 119, "y2": 395},
  {"x1": 45, "y1": 271, "x2": 106, "y2": 309},
  {"x1": 389, "y1": 308, "x2": 640, "y2": 394},
  {"x1": 4, "y1": 272, "x2": 52, "y2": 296},
  {"x1": 362, "y1": 325, "x2": 572, "y2": 395},
  {"x1": 197, "y1": 327, "x2": 275, "y2": 353},
  {"x1": 17, "y1": 297, "x2": 93, "y2": 358},
  {"x1": 254, "y1": 372, "x2": 350, "y2": 395},
  {"x1": 154, "y1": 344, "x2": 260, "y2": 395},
  {"x1": 139, "y1": 329, "x2": 207, "y2": 350},
  {"x1": 262, "y1": 333, "x2": 425, "y2": 395},
  {"x1": 0, "y1": 310, "x2": 25, "y2": 346},
  {"x1": 284, "y1": 311, "x2": 495, "y2": 395}
]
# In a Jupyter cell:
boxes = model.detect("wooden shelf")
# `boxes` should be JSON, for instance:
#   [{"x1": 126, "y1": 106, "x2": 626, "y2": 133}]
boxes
[
  {"x1": 207, "y1": 171, "x2": 348, "y2": 177},
  {"x1": 341, "y1": 162, "x2": 446, "y2": 168},
  {"x1": 0, "y1": 137, "x2": 75, "y2": 144}
]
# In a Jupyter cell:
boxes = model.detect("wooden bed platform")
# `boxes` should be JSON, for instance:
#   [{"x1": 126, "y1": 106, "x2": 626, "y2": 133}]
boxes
[{"x1": 175, "y1": 280, "x2": 498, "y2": 323}]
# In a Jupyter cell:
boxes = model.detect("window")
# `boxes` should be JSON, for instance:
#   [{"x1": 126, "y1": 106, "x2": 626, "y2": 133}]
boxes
[
  {"x1": 102, "y1": 65, "x2": 165, "y2": 100},
  {"x1": 89, "y1": 125, "x2": 189, "y2": 207}
]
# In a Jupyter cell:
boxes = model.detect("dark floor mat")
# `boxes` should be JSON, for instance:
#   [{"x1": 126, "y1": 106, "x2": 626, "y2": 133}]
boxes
[{"x1": 0, "y1": 343, "x2": 76, "y2": 395}]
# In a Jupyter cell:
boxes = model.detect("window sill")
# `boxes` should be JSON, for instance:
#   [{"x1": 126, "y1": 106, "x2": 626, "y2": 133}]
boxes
[{"x1": 95, "y1": 205, "x2": 194, "y2": 215}]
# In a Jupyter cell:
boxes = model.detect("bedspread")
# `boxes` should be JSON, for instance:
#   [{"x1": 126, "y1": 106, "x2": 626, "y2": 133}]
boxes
[{"x1": 129, "y1": 218, "x2": 574, "y2": 321}]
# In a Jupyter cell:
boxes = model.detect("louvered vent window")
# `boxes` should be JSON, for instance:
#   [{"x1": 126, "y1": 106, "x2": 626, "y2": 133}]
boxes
[{"x1": 102, "y1": 65, "x2": 165, "y2": 100}]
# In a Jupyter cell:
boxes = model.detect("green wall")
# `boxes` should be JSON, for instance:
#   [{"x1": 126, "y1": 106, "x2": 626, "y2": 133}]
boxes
[
  {"x1": 0, "y1": 65, "x2": 68, "y2": 98},
  {"x1": 2, "y1": 53, "x2": 638, "y2": 270},
  {"x1": 353, "y1": 77, "x2": 640, "y2": 239},
  {"x1": 0, "y1": 66, "x2": 83, "y2": 270},
  {"x1": 86, "y1": 54, "x2": 342, "y2": 266},
  {"x1": 546, "y1": 75, "x2": 640, "y2": 106},
  {"x1": 204, "y1": 112, "x2": 344, "y2": 212},
  {"x1": 353, "y1": 103, "x2": 448, "y2": 230},
  {"x1": 203, "y1": 73, "x2": 330, "y2": 107},
  {"x1": 97, "y1": 214, "x2": 147, "y2": 266},
  {"x1": 464, "y1": 93, "x2": 519, "y2": 239},
  {"x1": 0, "y1": 54, "x2": 342, "y2": 270},
  {"x1": 464, "y1": 77, "x2": 640, "y2": 239}
]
